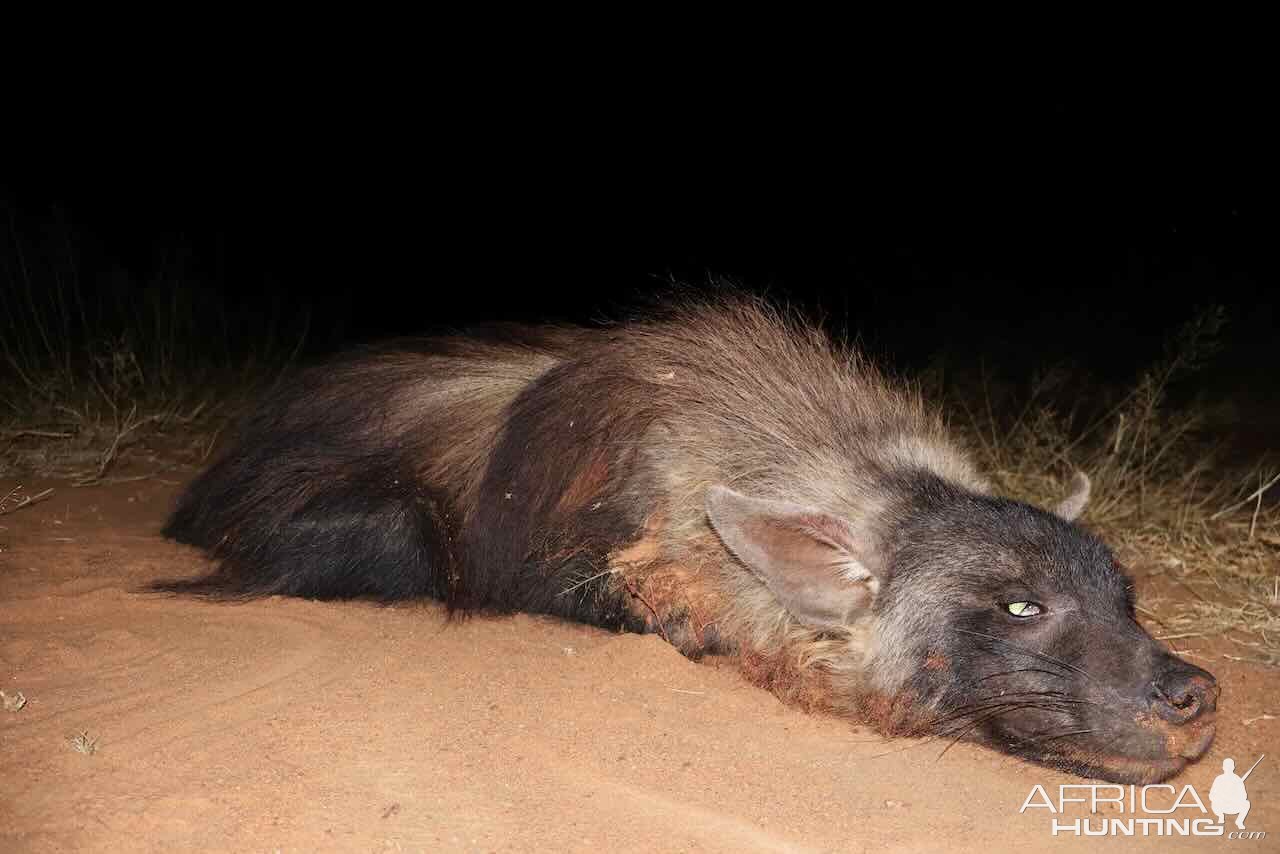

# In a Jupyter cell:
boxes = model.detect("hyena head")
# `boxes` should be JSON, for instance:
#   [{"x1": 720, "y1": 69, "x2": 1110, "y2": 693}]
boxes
[{"x1": 706, "y1": 472, "x2": 1218, "y2": 784}]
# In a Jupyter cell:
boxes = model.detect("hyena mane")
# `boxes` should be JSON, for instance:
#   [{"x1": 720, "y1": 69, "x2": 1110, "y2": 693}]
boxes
[{"x1": 159, "y1": 293, "x2": 1218, "y2": 782}]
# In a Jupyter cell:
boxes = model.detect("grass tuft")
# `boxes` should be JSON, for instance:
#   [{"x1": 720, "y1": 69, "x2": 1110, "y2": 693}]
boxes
[{"x1": 68, "y1": 730, "x2": 99, "y2": 755}]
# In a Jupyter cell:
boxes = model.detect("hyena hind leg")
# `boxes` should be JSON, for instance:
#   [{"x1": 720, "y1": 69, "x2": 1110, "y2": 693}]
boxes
[{"x1": 156, "y1": 460, "x2": 462, "y2": 603}]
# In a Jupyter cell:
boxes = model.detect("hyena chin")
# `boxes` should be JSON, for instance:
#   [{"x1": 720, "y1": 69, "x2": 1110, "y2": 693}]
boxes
[{"x1": 156, "y1": 295, "x2": 1216, "y2": 784}]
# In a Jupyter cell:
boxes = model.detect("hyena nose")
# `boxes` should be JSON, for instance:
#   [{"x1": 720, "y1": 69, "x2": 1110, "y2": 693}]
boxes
[{"x1": 1151, "y1": 663, "x2": 1218, "y2": 724}]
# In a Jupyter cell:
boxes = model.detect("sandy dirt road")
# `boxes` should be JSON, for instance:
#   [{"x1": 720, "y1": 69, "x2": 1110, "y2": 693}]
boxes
[{"x1": 1, "y1": 476, "x2": 1275, "y2": 852}]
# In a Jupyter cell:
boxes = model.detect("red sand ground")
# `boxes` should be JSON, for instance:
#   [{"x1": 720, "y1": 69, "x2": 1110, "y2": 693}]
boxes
[{"x1": 1, "y1": 475, "x2": 1275, "y2": 852}]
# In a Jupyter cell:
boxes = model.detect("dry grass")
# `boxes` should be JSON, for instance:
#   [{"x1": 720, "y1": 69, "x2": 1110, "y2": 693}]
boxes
[
  {"x1": 1, "y1": 689, "x2": 27, "y2": 712},
  {"x1": 1, "y1": 212, "x2": 306, "y2": 482},
  {"x1": 0, "y1": 485, "x2": 54, "y2": 515},
  {"x1": 68, "y1": 731, "x2": 99, "y2": 755},
  {"x1": 1, "y1": 338, "x2": 261, "y2": 483},
  {"x1": 932, "y1": 305, "x2": 1280, "y2": 667}
]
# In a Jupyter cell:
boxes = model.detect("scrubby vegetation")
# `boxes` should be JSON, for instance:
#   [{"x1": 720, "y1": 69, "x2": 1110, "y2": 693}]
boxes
[{"x1": 1, "y1": 211, "x2": 306, "y2": 485}]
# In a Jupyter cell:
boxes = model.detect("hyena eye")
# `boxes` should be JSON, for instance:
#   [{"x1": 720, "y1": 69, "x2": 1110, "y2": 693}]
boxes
[{"x1": 1004, "y1": 601, "x2": 1043, "y2": 618}]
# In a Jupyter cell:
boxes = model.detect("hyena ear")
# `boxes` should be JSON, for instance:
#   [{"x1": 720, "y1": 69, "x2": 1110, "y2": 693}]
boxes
[
  {"x1": 1053, "y1": 471, "x2": 1091, "y2": 522},
  {"x1": 705, "y1": 485, "x2": 881, "y2": 629}
]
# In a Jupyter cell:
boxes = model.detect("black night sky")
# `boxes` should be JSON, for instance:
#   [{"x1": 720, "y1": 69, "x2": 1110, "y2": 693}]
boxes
[{"x1": 2, "y1": 90, "x2": 1274, "y2": 407}]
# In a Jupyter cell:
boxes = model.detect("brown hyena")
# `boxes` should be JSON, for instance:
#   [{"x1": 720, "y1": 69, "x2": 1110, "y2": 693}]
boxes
[{"x1": 157, "y1": 294, "x2": 1217, "y2": 783}]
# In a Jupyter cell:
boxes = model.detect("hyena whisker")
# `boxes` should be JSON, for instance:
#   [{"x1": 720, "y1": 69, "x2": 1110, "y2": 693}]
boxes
[
  {"x1": 923, "y1": 697, "x2": 1084, "y2": 732},
  {"x1": 925, "y1": 689, "x2": 1097, "y2": 724},
  {"x1": 933, "y1": 703, "x2": 1070, "y2": 761},
  {"x1": 859, "y1": 699, "x2": 1079, "y2": 763},
  {"x1": 930, "y1": 699, "x2": 1082, "y2": 735},
  {"x1": 922, "y1": 701, "x2": 1071, "y2": 749},
  {"x1": 1012, "y1": 728, "x2": 1098, "y2": 752},
  {"x1": 970, "y1": 667, "x2": 1069, "y2": 685},
  {"x1": 952, "y1": 629, "x2": 1099, "y2": 684},
  {"x1": 990, "y1": 728, "x2": 1103, "y2": 774},
  {"x1": 557, "y1": 566, "x2": 617, "y2": 597}
]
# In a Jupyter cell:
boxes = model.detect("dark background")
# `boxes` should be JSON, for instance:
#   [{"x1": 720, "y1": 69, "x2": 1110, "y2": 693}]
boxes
[{"x1": 2, "y1": 90, "x2": 1274, "y2": 394}]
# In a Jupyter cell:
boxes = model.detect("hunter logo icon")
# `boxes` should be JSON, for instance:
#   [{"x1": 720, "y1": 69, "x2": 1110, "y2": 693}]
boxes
[
  {"x1": 1210, "y1": 755, "x2": 1263, "y2": 830},
  {"x1": 1020, "y1": 753, "x2": 1268, "y2": 838}
]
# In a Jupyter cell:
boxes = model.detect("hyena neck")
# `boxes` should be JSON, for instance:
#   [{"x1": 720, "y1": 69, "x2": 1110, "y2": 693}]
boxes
[{"x1": 850, "y1": 468, "x2": 994, "y2": 711}]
